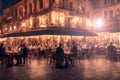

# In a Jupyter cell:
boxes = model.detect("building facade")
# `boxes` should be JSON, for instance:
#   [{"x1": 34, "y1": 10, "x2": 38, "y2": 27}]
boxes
[
  {"x1": 2, "y1": 0, "x2": 120, "y2": 49},
  {"x1": 91, "y1": 0, "x2": 120, "y2": 31},
  {"x1": 1, "y1": 0, "x2": 94, "y2": 35}
]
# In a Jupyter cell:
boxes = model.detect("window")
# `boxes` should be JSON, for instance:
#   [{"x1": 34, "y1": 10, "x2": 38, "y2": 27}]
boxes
[
  {"x1": 117, "y1": 8, "x2": 120, "y2": 15},
  {"x1": 29, "y1": 4, "x2": 32, "y2": 15},
  {"x1": 59, "y1": 0, "x2": 64, "y2": 8},
  {"x1": 25, "y1": 5, "x2": 27, "y2": 17},
  {"x1": 111, "y1": 0, "x2": 115, "y2": 5},
  {"x1": 19, "y1": 7, "x2": 23, "y2": 17},
  {"x1": 39, "y1": 0, "x2": 43, "y2": 9},
  {"x1": 33, "y1": 0, "x2": 36, "y2": 12},
  {"x1": 70, "y1": 2, "x2": 73, "y2": 11},
  {"x1": 33, "y1": 18, "x2": 39, "y2": 28},
  {"x1": 109, "y1": 10, "x2": 113, "y2": 20},
  {"x1": 12, "y1": 10, "x2": 14, "y2": 18},
  {"x1": 104, "y1": 0, "x2": 107, "y2": 5},
  {"x1": 49, "y1": 0, "x2": 55, "y2": 7},
  {"x1": 104, "y1": 11, "x2": 107, "y2": 18},
  {"x1": 117, "y1": 0, "x2": 120, "y2": 2},
  {"x1": 81, "y1": 7, "x2": 85, "y2": 14},
  {"x1": 15, "y1": 9, "x2": 17, "y2": 18},
  {"x1": 108, "y1": 0, "x2": 110, "y2": 4}
]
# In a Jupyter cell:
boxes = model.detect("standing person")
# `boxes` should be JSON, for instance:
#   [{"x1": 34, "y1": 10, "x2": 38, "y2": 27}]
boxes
[
  {"x1": 14, "y1": 44, "x2": 23, "y2": 65},
  {"x1": 70, "y1": 43, "x2": 78, "y2": 57},
  {"x1": 21, "y1": 44, "x2": 28, "y2": 64},
  {"x1": 107, "y1": 42, "x2": 117, "y2": 61},
  {"x1": 55, "y1": 43, "x2": 65, "y2": 68},
  {"x1": 0, "y1": 43, "x2": 12, "y2": 67}
]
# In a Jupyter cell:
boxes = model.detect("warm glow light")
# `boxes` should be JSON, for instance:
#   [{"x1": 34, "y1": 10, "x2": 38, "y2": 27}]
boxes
[
  {"x1": 10, "y1": 26, "x2": 12, "y2": 31},
  {"x1": 86, "y1": 19, "x2": 92, "y2": 28},
  {"x1": 51, "y1": 11, "x2": 58, "y2": 25},
  {"x1": 22, "y1": 22, "x2": 26, "y2": 27},
  {"x1": 96, "y1": 18, "x2": 103, "y2": 28},
  {"x1": 14, "y1": 26, "x2": 16, "y2": 30},
  {"x1": 71, "y1": 17, "x2": 79, "y2": 28},
  {"x1": 29, "y1": 18, "x2": 33, "y2": 28},
  {"x1": 59, "y1": 13, "x2": 65, "y2": 26},
  {"x1": 0, "y1": 30, "x2": 1, "y2": 34},
  {"x1": 5, "y1": 28, "x2": 7, "y2": 30},
  {"x1": 40, "y1": 15, "x2": 47, "y2": 27},
  {"x1": 72, "y1": 17, "x2": 79, "y2": 24},
  {"x1": 20, "y1": 37, "x2": 24, "y2": 39}
]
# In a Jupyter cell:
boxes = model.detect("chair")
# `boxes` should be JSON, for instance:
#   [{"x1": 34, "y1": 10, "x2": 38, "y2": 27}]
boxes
[
  {"x1": 49, "y1": 54, "x2": 56, "y2": 67},
  {"x1": 24, "y1": 54, "x2": 32, "y2": 64},
  {"x1": 0, "y1": 57, "x2": 7, "y2": 67}
]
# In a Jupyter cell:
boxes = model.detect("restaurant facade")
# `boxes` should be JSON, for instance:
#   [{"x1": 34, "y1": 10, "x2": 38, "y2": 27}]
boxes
[{"x1": 0, "y1": 0, "x2": 120, "y2": 51}]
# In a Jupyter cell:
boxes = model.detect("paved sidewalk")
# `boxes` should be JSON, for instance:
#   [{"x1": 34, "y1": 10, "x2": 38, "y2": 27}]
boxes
[{"x1": 0, "y1": 55, "x2": 120, "y2": 80}]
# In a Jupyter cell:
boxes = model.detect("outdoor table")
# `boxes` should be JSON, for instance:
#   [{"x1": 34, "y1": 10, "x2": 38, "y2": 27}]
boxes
[
  {"x1": 64, "y1": 52, "x2": 75, "y2": 68},
  {"x1": 116, "y1": 49, "x2": 120, "y2": 61},
  {"x1": 5, "y1": 51, "x2": 20, "y2": 64}
]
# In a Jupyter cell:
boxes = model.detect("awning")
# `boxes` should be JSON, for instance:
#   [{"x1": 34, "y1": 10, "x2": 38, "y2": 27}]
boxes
[{"x1": 2, "y1": 27, "x2": 97, "y2": 37}]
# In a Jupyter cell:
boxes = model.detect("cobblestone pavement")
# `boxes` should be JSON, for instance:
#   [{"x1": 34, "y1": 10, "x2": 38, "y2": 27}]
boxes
[{"x1": 0, "y1": 55, "x2": 120, "y2": 80}]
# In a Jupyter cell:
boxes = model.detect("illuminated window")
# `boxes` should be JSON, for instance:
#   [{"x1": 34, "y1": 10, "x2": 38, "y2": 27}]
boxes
[{"x1": 39, "y1": 15, "x2": 47, "y2": 27}]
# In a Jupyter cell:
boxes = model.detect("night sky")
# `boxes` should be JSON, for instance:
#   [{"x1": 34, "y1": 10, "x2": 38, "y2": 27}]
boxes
[{"x1": 0, "y1": 0, "x2": 14, "y2": 15}]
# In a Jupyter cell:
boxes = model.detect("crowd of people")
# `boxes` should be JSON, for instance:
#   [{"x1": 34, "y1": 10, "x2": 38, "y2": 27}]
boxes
[
  {"x1": 0, "y1": 37, "x2": 119, "y2": 68},
  {"x1": 0, "y1": 43, "x2": 28, "y2": 67}
]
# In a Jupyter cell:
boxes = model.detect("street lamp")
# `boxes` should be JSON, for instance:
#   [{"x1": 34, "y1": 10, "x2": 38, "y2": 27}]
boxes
[{"x1": 96, "y1": 18, "x2": 103, "y2": 29}]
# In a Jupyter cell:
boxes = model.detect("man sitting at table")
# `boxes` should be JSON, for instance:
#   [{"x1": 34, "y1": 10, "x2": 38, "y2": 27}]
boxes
[
  {"x1": 69, "y1": 43, "x2": 78, "y2": 65},
  {"x1": 14, "y1": 44, "x2": 28, "y2": 65},
  {"x1": 55, "y1": 43, "x2": 65, "y2": 68},
  {"x1": 0, "y1": 43, "x2": 12, "y2": 67},
  {"x1": 107, "y1": 42, "x2": 117, "y2": 61},
  {"x1": 14, "y1": 44, "x2": 22, "y2": 65}
]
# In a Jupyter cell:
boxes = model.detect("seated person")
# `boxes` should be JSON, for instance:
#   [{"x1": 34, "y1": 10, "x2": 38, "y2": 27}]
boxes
[
  {"x1": 14, "y1": 44, "x2": 28, "y2": 65},
  {"x1": 107, "y1": 42, "x2": 117, "y2": 61},
  {"x1": 68, "y1": 43, "x2": 78, "y2": 65},
  {"x1": 0, "y1": 43, "x2": 12, "y2": 67}
]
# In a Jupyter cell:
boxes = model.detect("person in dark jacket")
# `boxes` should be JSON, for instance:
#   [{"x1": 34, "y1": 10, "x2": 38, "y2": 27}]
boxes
[
  {"x1": 0, "y1": 43, "x2": 12, "y2": 67},
  {"x1": 69, "y1": 43, "x2": 78, "y2": 65},
  {"x1": 107, "y1": 42, "x2": 117, "y2": 61},
  {"x1": 55, "y1": 43, "x2": 65, "y2": 68},
  {"x1": 70, "y1": 43, "x2": 78, "y2": 57},
  {"x1": 21, "y1": 44, "x2": 28, "y2": 64}
]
